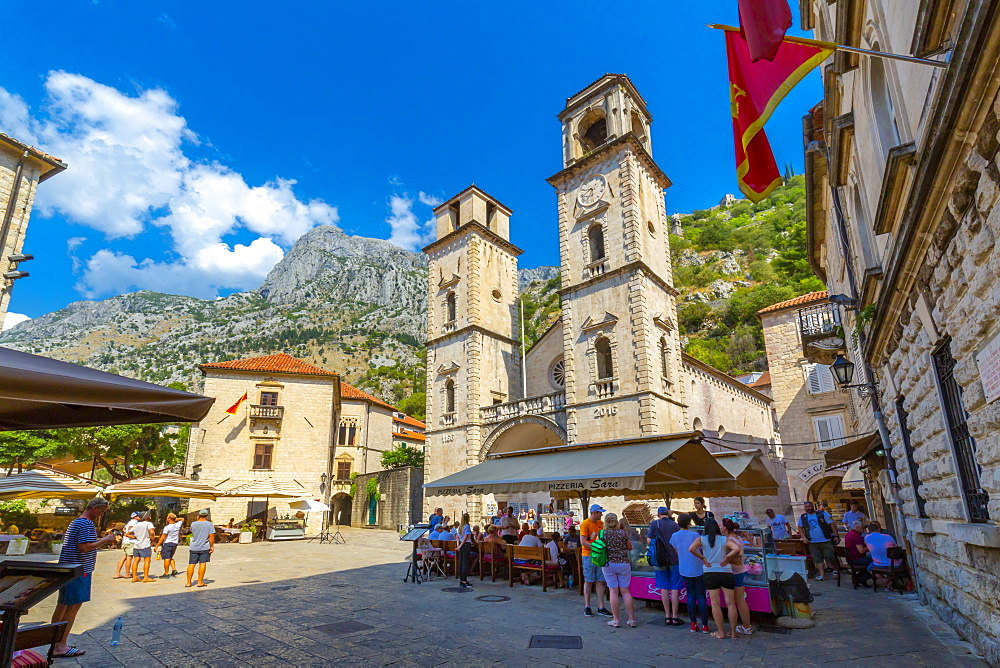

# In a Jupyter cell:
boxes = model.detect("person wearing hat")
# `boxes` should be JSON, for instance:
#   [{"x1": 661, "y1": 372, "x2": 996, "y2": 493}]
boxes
[
  {"x1": 113, "y1": 510, "x2": 141, "y2": 579},
  {"x1": 580, "y1": 503, "x2": 611, "y2": 617},
  {"x1": 50, "y1": 497, "x2": 117, "y2": 657},
  {"x1": 185, "y1": 509, "x2": 216, "y2": 588},
  {"x1": 649, "y1": 506, "x2": 683, "y2": 625}
]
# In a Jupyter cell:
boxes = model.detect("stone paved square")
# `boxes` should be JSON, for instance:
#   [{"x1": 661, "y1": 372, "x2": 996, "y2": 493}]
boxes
[{"x1": 9, "y1": 528, "x2": 985, "y2": 666}]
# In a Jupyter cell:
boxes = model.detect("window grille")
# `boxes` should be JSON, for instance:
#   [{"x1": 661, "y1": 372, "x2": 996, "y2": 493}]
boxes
[
  {"x1": 933, "y1": 340, "x2": 990, "y2": 522},
  {"x1": 896, "y1": 397, "x2": 927, "y2": 518}
]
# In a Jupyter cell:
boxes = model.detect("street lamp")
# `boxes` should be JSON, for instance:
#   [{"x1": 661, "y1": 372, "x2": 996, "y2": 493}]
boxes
[{"x1": 831, "y1": 354, "x2": 873, "y2": 390}]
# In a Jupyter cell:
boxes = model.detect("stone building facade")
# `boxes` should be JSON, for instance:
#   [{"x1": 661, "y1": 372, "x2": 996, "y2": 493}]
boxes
[
  {"x1": 351, "y1": 466, "x2": 424, "y2": 531},
  {"x1": 802, "y1": 0, "x2": 1000, "y2": 661},
  {"x1": 0, "y1": 134, "x2": 65, "y2": 321},
  {"x1": 424, "y1": 75, "x2": 788, "y2": 521},
  {"x1": 186, "y1": 353, "x2": 418, "y2": 529}
]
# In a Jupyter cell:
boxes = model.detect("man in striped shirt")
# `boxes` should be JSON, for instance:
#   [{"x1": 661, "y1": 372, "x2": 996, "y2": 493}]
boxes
[{"x1": 50, "y1": 497, "x2": 117, "y2": 658}]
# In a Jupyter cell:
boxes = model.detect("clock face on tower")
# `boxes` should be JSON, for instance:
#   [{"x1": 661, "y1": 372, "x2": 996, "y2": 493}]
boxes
[{"x1": 577, "y1": 174, "x2": 607, "y2": 206}]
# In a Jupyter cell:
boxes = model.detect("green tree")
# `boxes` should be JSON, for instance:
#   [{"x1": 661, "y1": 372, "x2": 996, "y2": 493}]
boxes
[
  {"x1": 396, "y1": 392, "x2": 426, "y2": 420},
  {"x1": 380, "y1": 444, "x2": 425, "y2": 469},
  {"x1": 0, "y1": 431, "x2": 66, "y2": 474},
  {"x1": 52, "y1": 424, "x2": 188, "y2": 481}
]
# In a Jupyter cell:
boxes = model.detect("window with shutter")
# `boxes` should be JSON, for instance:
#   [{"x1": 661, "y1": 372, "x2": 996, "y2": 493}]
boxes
[
  {"x1": 804, "y1": 363, "x2": 836, "y2": 394},
  {"x1": 813, "y1": 415, "x2": 846, "y2": 449}
]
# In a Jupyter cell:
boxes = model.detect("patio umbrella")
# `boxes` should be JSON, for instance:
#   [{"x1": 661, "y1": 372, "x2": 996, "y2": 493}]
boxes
[
  {"x1": 0, "y1": 346, "x2": 215, "y2": 430},
  {"x1": 0, "y1": 468, "x2": 104, "y2": 500},
  {"x1": 103, "y1": 472, "x2": 223, "y2": 500},
  {"x1": 222, "y1": 478, "x2": 307, "y2": 536},
  {"x1": 288, "y1": 499, "x2": 330, "y2": 534}
]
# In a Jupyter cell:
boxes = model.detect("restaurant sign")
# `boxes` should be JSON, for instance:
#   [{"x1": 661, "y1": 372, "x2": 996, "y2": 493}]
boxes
[
  {"x1": 798, "y1": 463, "x2": 824, "y2": 482},
  {"x1": 427, "y1": 476, "x2": 641, "y2": 496}
]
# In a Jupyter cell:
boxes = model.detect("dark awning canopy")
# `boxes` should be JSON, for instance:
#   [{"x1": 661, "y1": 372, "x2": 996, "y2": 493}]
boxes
[
  {"x1": 823, "y1": 432, "x2": 880, "y2": 470},
  {"x1": 0, "y1": 347, "x2": 215, "y2": 430}
]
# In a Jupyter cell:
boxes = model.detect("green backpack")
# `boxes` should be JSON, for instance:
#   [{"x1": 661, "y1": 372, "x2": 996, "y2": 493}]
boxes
[{"x1": 589, "y1": 530, "x2": 608, "y2": 567}]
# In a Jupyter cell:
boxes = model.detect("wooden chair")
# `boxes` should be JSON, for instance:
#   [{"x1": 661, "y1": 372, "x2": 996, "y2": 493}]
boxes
[
  {"x1": 432, "y1": 540, "x2": 458, "y2": 578},
  {"x1": 508, "y1": 545, "x2": 559, "y2": 592},
  {"x1": 833, "y1": 545, "x2": 867, "y2": 589},
  {"x1": 7, "y1": 621, "x2": 67, "y2": 667},
  {"x1": 417, "y1": 536, "x2": 445, "y2": 580},
  {"x1": 871, "y1": 547, "x2": 911, "y2": 593},
  {"x1": 478, "y1": 540, "x2": 507, "y2": 582}
]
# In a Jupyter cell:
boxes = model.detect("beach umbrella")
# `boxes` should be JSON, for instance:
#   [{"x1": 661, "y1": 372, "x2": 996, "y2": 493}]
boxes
[
  {"x1": 104, "y1": 472, "x2": 223, "y2": 500},
  {"x1": 0, "y1": 468, "x2": 104, "y2": 500}
]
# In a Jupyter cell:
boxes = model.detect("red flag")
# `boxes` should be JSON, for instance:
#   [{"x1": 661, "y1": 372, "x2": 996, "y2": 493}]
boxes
[
  {"x1": 723, "y1": 27, "x2": 834, "y2": 202},
  {"x1": 738, "y1": 0, "x2": 793, "y2": 62},
  {"x1": 225, "y1": 392, "x2": 248, "y2": 415}
]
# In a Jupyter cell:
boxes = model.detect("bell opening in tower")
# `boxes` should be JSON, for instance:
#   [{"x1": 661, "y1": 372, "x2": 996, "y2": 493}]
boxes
[{"x1": 581, "y1": 117, "x2": 608, "y2": 153}]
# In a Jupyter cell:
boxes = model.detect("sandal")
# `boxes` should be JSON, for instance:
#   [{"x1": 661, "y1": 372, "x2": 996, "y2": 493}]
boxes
[
  {"x1": 737, "y1": 625, "x2": 754, "y2": 635},
  {"x1": 606, "y1": 620, "x2": 620, "y2": 628},
  {"x1": 626, "y1": 620, "x2": 637, "y2": 628},
  {"x1": 54, "y1": 648, "x2": 86, "y2": 657}
]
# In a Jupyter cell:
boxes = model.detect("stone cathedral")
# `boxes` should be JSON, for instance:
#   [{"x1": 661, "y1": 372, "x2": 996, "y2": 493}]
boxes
[{"x1": 423, "y1": 75, "x2": 782, "y2": 517}]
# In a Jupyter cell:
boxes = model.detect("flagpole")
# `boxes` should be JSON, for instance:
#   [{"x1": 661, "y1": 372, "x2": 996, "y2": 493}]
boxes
[{"x1": 707, "y1": 24, "x2": 948, "y2": 68}]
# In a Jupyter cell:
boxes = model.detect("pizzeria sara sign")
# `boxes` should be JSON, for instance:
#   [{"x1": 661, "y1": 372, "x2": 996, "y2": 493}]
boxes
[
  {"x1": 434, "y1": 478, "x2": 625, "y2": 496},
  {"x1": 798, "y1": 463, "x2": 825, "y2": 482}
]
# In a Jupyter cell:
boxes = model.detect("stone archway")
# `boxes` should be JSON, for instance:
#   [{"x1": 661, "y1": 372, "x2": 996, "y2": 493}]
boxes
[
  {"x1": 479, "y1": 415, "x2": 567, "y2": 460},
  {"x1": 332, "y1": 492, "x2": 352, "y2": 527}
]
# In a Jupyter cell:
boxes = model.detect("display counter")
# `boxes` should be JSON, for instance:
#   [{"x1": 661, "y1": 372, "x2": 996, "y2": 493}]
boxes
[
  {"x1": 626, "y1": 524, "x2": 775, "y2": 613},
  {"x1": 265, "y1": 519, "x2": 305, "y2": 541}
]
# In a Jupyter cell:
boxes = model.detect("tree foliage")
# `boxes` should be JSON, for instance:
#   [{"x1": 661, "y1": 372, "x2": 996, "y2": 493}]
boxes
[{"x1": 380, "y1": 444, "x2": 425, "y2": 470}]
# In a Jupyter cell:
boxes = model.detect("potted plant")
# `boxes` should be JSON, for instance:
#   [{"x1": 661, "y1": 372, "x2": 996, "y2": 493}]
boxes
[{"x1": 239, "y1": 519, "x2": 260, "y2": 543}]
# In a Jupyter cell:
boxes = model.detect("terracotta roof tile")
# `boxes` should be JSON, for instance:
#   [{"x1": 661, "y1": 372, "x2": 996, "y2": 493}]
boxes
[
  {"x1": 394, "y1": 428, "x2": 426, "y2": 442},
  {"x1": 0, "y1": 133, "x2": 67, "y2": 180},
  {"x1": 756, "y1": 290, "x2": 829, "y2": 316},
  {"x1": 340, "y1": 382, "x2": 396, "y2": 410},
  {"x1": 394, "y1": 413, "x2": 426, "y2": 430},
  {"x1": 749, "y1": 371, "x2": 771, "y2": 388},
  {"x1": 200, "y1": 353, "x2": 337, "y2": 376}
]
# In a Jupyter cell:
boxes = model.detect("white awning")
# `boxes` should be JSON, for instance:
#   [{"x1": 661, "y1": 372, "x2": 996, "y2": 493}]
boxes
[
  {"x1": 841, "y1": 461, "x2": 866, "y2": 490},
  {"x1": 424, "y1": 434, "x2": 736, "y2": 498}
]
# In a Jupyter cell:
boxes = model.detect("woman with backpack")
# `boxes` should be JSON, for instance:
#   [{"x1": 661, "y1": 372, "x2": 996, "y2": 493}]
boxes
[
  {"x1": 597, "y1": 513, "x2": 636, "y2": 628},
  {"x1": 688, "y1": 517, "x2": 740, "y2": 639}
]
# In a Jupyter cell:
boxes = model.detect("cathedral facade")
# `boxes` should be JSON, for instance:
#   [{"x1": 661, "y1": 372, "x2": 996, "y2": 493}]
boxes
[{"x1": 423, "y1": 75, "x2": 784, "y2": 518}]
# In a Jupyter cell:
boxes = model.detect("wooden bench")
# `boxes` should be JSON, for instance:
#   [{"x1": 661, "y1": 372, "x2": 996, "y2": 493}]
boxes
[
  {"x1": 5, "y1": 621, "x2": 67, "y2": 667},
  {"x1": 477, "y1": 540, "x2": 507, "y2": 582},
  {"x1": 508, "y1": 545, "x2": 560, "y2": 592}
]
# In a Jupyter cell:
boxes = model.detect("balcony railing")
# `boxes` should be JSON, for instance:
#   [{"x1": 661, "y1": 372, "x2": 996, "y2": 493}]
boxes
[
  {"x1": 481, "y1": 392, "x2": 566, "y2": 425},
  {"x1": 797, "y1": 303, "x2": 842, "y2": 338},
  {"x1": 593, "y1": 378, "x2": 616, "y2": 399},
  {"x1": 250, "y1": 405, "x2": 284, "y2": 420},
  {"x1": 442, "y1": 321, "x2": 457, "y2": 334},
  {"x1": 586, "y1": 259, "x2": 608, "y2": 279},
  {"x1": 440, "y1": 413, "x2": 456, "y2": 427}
]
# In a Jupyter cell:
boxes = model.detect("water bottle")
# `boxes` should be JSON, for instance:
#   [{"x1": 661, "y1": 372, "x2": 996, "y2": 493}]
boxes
[
  {"x1": 110, "y1": 617, "x2": 123, "y2": 646},
  {"x1": 568, "y1": 574, "x2": 574, "y2": 589}
]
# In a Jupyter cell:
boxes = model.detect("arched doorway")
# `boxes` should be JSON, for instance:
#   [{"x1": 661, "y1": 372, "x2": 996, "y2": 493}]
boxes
[
  {"x1": 332, "y1": 492, "x2": 352, "y2": 527},
  {"x1": 806, "y1": 473, "x2": 865, "y2": 510},
  {"x1": 480, "y1": 415, "x2": 567, "y2": 459}
]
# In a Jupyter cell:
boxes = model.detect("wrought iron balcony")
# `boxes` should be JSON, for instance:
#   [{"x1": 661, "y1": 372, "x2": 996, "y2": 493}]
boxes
[
  {"x1": 797, "y1": 303, "x2": 845, "y2": 363},
  {"x1": 249, "y1": 404, "x2": 284, "y2": 420},
  {"x1": 481, "y1": 392, "x2": 566, "y2": 425}
]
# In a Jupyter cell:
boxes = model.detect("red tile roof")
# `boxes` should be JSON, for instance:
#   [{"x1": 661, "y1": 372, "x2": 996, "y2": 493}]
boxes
[
  {"x1": 200, "y1": 353, "x2": 337, "y2": 377},
  {"x1": 340, "y1": 382, "x2": 396, "y2": 411},
  {"x1": 749, "y1": 371, "x2": 771, "y2": 388},
  {"x1": 394, "y1": 428, "x2": 426, "y2": 442},
  {"x1": 394, "y1": 413, "x2": 426, "y2": 430},
  {"x1": 756, "y1": 291, "x2": 829, "y2": 316}
]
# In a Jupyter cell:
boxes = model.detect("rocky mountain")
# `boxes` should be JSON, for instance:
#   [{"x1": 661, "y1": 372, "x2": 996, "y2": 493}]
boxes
[{"x1": 1, "y1": 224, "x2": 559, "y2": 404}]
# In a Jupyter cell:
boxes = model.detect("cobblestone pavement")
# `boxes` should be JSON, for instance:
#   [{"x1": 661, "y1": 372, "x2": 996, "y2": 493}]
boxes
[{"x1": 7, "y1": 527, "x2": 985, "y2": 666}]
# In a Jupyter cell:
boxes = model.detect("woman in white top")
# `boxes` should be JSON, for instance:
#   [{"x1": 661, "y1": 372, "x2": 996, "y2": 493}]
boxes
[
  {"x1": 456, "y1": 513, "x2": 475, "y2": 589},
  {"x1": 689, "y1": 518, "x2": 740, "y2": 639}
]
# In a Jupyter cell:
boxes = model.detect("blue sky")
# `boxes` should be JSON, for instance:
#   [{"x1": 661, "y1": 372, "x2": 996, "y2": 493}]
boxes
[{"x1": 2, "y1": 2, "x2": 821, "y2": 322}]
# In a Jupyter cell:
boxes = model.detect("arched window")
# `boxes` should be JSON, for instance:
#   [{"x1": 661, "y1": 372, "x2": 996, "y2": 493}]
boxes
[
  {"x1": 445, "y1": 292, "x2": 456, "y2": 322},
  {"x1": 588, "y1": 224, "x2": 606, "y2": 262},
  {"x1": 581, "y1": 117, "x2": 608, "y2": 152},
  {"x1": 659, "y1": 336, "x2": 670, "y2": 381},
  {"x1": 693, "y1": 417, "x2": 704, "y2": 431},
  {"x1": 630, "y1": 111, "x2": 645, "y2": 139},
  {"x1": 869, "y1": 44, "x2": 900, "y2": 159},
  {"x1": 595, "y1": 336, "x2": 614, "y2": 379},
  {"x1": 445, "y1": 379, "x2": 455, "y2": 413}
]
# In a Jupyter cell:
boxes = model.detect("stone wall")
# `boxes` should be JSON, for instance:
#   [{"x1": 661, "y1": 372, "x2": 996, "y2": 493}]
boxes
[
  {"x1": 876, "y1": 91, "x2": 1000, "y2": 665},
  {"x1": 0, "y1": 146, "x2": 47, "y2": 318},
  {"x1": 351, "y1": 466, "x2": 424, "y2": 531}
]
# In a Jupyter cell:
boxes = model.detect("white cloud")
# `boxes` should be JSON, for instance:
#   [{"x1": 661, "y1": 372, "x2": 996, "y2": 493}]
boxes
[
  {"x1": 386, "y1": 193, "x2": 438, "y2": 251},
  {"x1": 418, "y1": 191, "x2": 443, "y2": 207},
  {"x1": 0, "y1": 72, "x2": 339, "y2": 299},
  {"x1": 2, "y1": 312, "x2": 30, "y2": 331}
]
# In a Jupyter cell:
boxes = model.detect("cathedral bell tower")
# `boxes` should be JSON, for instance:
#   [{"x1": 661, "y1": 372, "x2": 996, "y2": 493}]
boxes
[
  {"x1": 422, "y1": 185, "x2": 523, "y2": 516},
  {"x1": 547, "y1": 74, "x2": 687, "y2": 443}
]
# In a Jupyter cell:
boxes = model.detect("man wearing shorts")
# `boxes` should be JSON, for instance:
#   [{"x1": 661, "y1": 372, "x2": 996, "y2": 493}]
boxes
[
  {"x1": 113, "y1": 511, "x2": 140, "y2": 579},
  {"x1": 580, "y1": 504, "x2": 611, "y2": 617},
  {"x1": 648, "y1": 506, "x2": 683, "y2": 625},
  {"x1": 156, "y1": 513, "x2": 183, "y2": 577},
  {"x1": 51, "y1": 497, "x2": 118, "y2": 658},
  {"x1": 186, "y1": 509, "x2": 215, "y2": 588},
  {"x1": 129, "y1": 511, "x2": 156, "y2": 583},
  {"x1": 798, "y1": 501, "x2": 839, "y2": 580}
]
